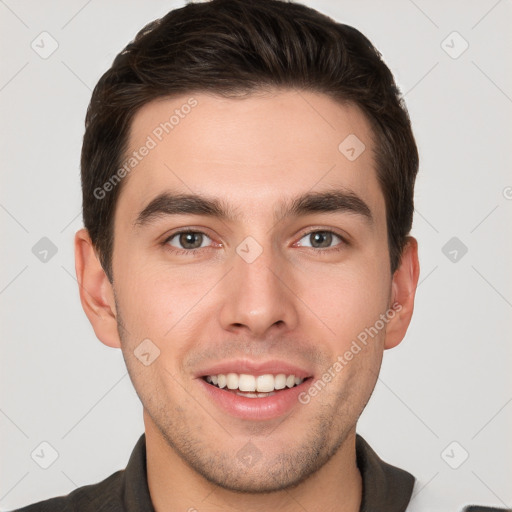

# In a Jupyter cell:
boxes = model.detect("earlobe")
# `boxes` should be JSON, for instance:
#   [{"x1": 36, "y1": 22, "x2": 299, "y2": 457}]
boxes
[
  {"x1": 384, "y1": 236, "x2": 420, "y2": 350},
  {"x1": 74, "y1": 228, "x2": 121, "y2": 349}
]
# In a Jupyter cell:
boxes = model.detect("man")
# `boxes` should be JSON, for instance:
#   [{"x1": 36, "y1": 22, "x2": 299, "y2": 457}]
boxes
[{"x1": 16, "y1": 0, "x2": 509, "y2": 511}]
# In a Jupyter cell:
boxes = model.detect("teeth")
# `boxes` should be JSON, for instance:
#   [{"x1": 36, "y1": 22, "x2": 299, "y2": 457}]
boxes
[
  {"x1": 274, "y1": 374, "x2": 286, "y2": 390},
  {"x1": 256, "y1": 374, "x2": 274, "y2": 392},
  {"x1": 236, "y1": 391, "x2": 276, "y2": 398},
  {"x1": 226, "y1": 373, "x2": 238, "y2": 390},
  {"x1": 239, "y1": 374, "x2": 256, "y2": 392},
  {"x1": 204, "y1": 372, "x2": 305, "y2": 392},
  {"x1": 217, "y1": 374, "x2": 227, "y2": 388}
]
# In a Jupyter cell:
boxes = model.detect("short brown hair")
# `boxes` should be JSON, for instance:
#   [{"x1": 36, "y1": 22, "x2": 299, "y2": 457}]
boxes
[{"x1": 81, "y1": 0, "x2": 418, "y2": 281}]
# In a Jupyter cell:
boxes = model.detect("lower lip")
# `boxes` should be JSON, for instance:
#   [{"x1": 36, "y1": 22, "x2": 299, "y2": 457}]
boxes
[{"x1": 198, "y1": 378, "x2": 310, "y2": 421}]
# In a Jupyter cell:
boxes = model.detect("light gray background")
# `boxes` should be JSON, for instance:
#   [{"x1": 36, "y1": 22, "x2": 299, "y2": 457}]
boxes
[{"x1": 1, "y1": 0, "x2": 511, "y2": 510}]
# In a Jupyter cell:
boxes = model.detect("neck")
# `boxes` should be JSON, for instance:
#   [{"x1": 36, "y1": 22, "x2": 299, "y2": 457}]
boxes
[{"x1": 145, "y1": 412, "x2": 362, "y2": 512}]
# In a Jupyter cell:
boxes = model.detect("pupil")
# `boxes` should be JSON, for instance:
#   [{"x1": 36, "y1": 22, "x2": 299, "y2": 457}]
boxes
[
  {"x1": 180, "y1": 232, "x2": 202, "y2": 249},
  {"x1": 312, "y1": 231, "x2": 331, "y2": 248}
]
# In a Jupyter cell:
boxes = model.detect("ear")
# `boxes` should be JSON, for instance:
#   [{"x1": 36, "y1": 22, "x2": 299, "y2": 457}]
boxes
[
  {"x1": 74, "y1": 228, "x2": 121, "y2": 349},
  {"x1": 384, "y1": 236, "x2": 420, "y2": 350}
]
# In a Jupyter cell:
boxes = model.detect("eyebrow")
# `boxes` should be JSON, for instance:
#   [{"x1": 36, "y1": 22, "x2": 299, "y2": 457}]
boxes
[{"x1": 134, "y1": 189, "x2": 373, "y2": 228}]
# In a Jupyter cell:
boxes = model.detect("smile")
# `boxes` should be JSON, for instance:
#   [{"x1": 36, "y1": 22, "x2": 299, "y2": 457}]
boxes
[{"x1": 203, "y1": 373, "x2": 305, "y2": 398}]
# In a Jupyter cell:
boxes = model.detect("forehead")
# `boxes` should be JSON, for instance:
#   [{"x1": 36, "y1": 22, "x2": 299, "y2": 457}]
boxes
[{"x1": 117, "y1": 90, "x2": 384, "y2": 223}]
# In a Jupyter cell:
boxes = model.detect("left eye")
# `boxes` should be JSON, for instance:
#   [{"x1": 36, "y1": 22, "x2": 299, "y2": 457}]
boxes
[
  {"x1": 297, "y1": 230, "x2": 343, "y2": 249},
  {"x1": 167, "y1": 231, "x2": 212, "y2": 250}
]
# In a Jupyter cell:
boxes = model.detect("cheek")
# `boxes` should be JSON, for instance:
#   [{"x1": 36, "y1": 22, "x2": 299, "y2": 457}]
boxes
[
  {"x1": 296, "y1": 260, "x2": 390, "y2": 344},
  {"x1": 115, "y1": 259, "x2": 219, "y2": 345}
]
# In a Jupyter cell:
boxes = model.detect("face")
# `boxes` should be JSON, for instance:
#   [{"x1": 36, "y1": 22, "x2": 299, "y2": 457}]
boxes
[{"x1": 95, "y1": 90, "x2": 405, "y2": 492}]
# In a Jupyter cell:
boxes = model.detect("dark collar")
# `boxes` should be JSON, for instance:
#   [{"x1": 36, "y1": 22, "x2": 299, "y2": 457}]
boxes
[
  {"x1": 122, "y1": 433, "x2": 415, "y2": 511},
  {"x1": 122, "y1": 433, "x2": 155, "y2": 511},
  {"x1": 355, "y1": 434, "x2": 415, "y2": 511}
]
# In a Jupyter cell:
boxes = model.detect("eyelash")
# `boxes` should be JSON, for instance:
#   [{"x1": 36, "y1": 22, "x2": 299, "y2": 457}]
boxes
[{"x1": 162, "y1": 229, "x2": 349, "y2": 257}]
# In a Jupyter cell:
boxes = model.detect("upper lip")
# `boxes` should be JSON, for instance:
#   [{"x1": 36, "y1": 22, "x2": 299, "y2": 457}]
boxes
[{"x1": 195, "y1": 359, "x2": 313, "y2": 380}]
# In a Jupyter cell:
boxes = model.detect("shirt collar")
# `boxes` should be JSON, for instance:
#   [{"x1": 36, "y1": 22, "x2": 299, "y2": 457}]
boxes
[
  {"x1": 122, "y1": 433, "x2": 155, "y2": 512},
  {"x1": 356, "y1": 433, "x2": 415, "y2": 511}
]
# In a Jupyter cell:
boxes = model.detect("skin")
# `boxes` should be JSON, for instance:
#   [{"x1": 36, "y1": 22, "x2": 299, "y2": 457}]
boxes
[{"x1": 75, "y1": 89, "x2": 419, "y2": 512}]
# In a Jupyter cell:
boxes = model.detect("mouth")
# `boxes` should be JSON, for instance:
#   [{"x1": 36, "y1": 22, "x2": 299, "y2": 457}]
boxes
[
  {"x1": 202, "y1": 372, "x2": 307, "y2": 398},
  {"x1": 197, "y1": 362, "x2": 313, "y2": 420}
]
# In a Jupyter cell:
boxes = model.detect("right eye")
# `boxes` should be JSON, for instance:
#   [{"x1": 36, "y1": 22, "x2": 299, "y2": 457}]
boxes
[{"x1": 164, "y1": 230, "x2": 214, "y2": 252}]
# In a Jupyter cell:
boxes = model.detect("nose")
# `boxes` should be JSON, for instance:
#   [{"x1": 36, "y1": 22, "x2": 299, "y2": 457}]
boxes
[{"x1": 218, "y1": 242, "x2": 300, "y2": 338}]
